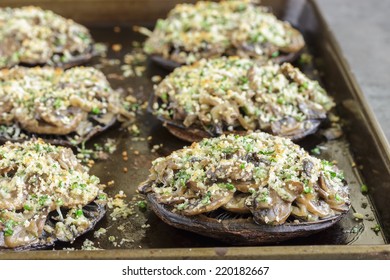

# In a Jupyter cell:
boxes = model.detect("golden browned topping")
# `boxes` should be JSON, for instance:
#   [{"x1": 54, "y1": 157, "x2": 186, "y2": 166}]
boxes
[
  {"x1": 142, "y1": 132, "x2": 350, "y2": 225},
  {"x1": 143, "y1": 0, "x2": 304, "y2": 64},
  {"x1": 0, "y1": 139, "x2": 106, "y2": 249},
  {"x1": 153, "y1": 57, "x2": 334, "y2": 139},
  {"x1": 0, "y1": 66, "x2": 135, "y2": 144}
]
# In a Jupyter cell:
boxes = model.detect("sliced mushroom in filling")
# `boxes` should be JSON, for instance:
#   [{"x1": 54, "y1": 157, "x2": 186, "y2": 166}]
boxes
[{"x1": 140, "y1": 132, "x2": 350, "y2": 225}]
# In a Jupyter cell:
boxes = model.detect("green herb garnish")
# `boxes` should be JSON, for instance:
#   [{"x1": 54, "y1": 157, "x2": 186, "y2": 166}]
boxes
[
  {"x1": 137, "y1": 200, "x2": 147, "y2": 210},
  {"x1": 201, "y1": 191, "x2": 212, "y2": 205},
  {"x1": 361, "y1": 184, "x2": 368, "y2": 194},
  {"x1": 23, "y1": 204, "x2": 32, "y2": 211},
  {"x1": 91, "y1": 107, "x2": 101, "y2": 115},
  {"x1": 311, "y1": 147, "x2": 321, "y2": 155},
  {"x1": 271, "y1": 51, "x2": 280, "y2": 58},
  {"x1": 75, "y1": 209, "x2": 84, "y2": 218},
  {"x1": 259, "y1": 150, "x2": 274, "y2": 155}
]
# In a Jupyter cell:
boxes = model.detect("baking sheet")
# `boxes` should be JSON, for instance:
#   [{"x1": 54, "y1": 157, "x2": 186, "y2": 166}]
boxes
[{"x1": 1, "y1": 0, "x2": 389, "y2": 258}]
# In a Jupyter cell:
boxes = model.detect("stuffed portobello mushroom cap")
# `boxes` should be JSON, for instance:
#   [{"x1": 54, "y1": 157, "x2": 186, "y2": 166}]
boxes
[
  {"x1": 0, "y1": 66, "x2": 135, "y2": 145},
  {"x1": 152, "y1": 57, "x2": 334, "y2": 142},
  {"x1": 142, "y1": 0, "x2": 304, "y2": 69},
  {"x1": 139, "y1": 132, "x2": 350, "y2": 243},
  {"x1": 0, "y1": 6, "x2": 97, "y2": 69},
  {"x1": 0, "y1": 139, "x2": 107, "y2": 250}
]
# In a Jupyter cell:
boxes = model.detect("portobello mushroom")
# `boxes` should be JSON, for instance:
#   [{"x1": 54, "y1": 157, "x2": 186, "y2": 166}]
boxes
[
  {"x1": 0, "y1": 6, "x2": 97, "y2": 69},
  {"x1": 141, "y1": 0, "x2": 304, "y2": 69},
  {"x1": 0, "y1": 66, "x2": 135, "y2": 145},
  {"x1": 139, "y1": 132, "x2": 350, "y2": 244},
  {"x1": 0, "y1": 139, "x2": 107, "y2": 250},
  {"x1": 151, "y1": 57, "x2": 334, "y2": 142}
]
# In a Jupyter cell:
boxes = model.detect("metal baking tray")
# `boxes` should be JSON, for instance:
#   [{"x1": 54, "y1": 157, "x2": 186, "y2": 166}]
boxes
[{"x1": 1, "y1": 0, "x2": 390, "y2": 259}]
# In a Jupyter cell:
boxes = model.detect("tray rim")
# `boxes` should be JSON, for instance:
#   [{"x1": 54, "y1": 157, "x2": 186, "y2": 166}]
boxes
[
  {"x1": 0, "y1": 245, "x2": 389, "y2": 260},
  {"x1": 1, "y1": 0, "x2": 390, "y2": 259}
]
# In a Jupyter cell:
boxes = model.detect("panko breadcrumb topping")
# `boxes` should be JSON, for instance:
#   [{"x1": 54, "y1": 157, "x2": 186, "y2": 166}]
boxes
[
  {"x1": 143, "y1": 132, "x2": 350, "y2": 225},
  {"x1": 154, "y1": 57, "x2": 334, "y2": 139}
]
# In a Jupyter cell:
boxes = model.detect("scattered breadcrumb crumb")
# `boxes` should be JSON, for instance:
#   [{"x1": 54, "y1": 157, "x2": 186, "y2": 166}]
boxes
[
  {"x1": 151, "y1": 144, "x2": 163, "y2": 153},
  {"x1": 112, "y1": 44, "x2": 122, "y2": 52},
  {"x1": 107, "y1": 180, "x2": 115, "y2": 186},
  {"x1": 353, "y1": 213, "x2": 364, "y2": 220},
  {"x1": 93, "y1": 228, "x2": 107, "y2": 239},
  {"x1": 81, "y1": 239, "x2": 101, "y2": 250},
  {"x1": 151, "y1": 75, "x2": 162, "y2": 83}
]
